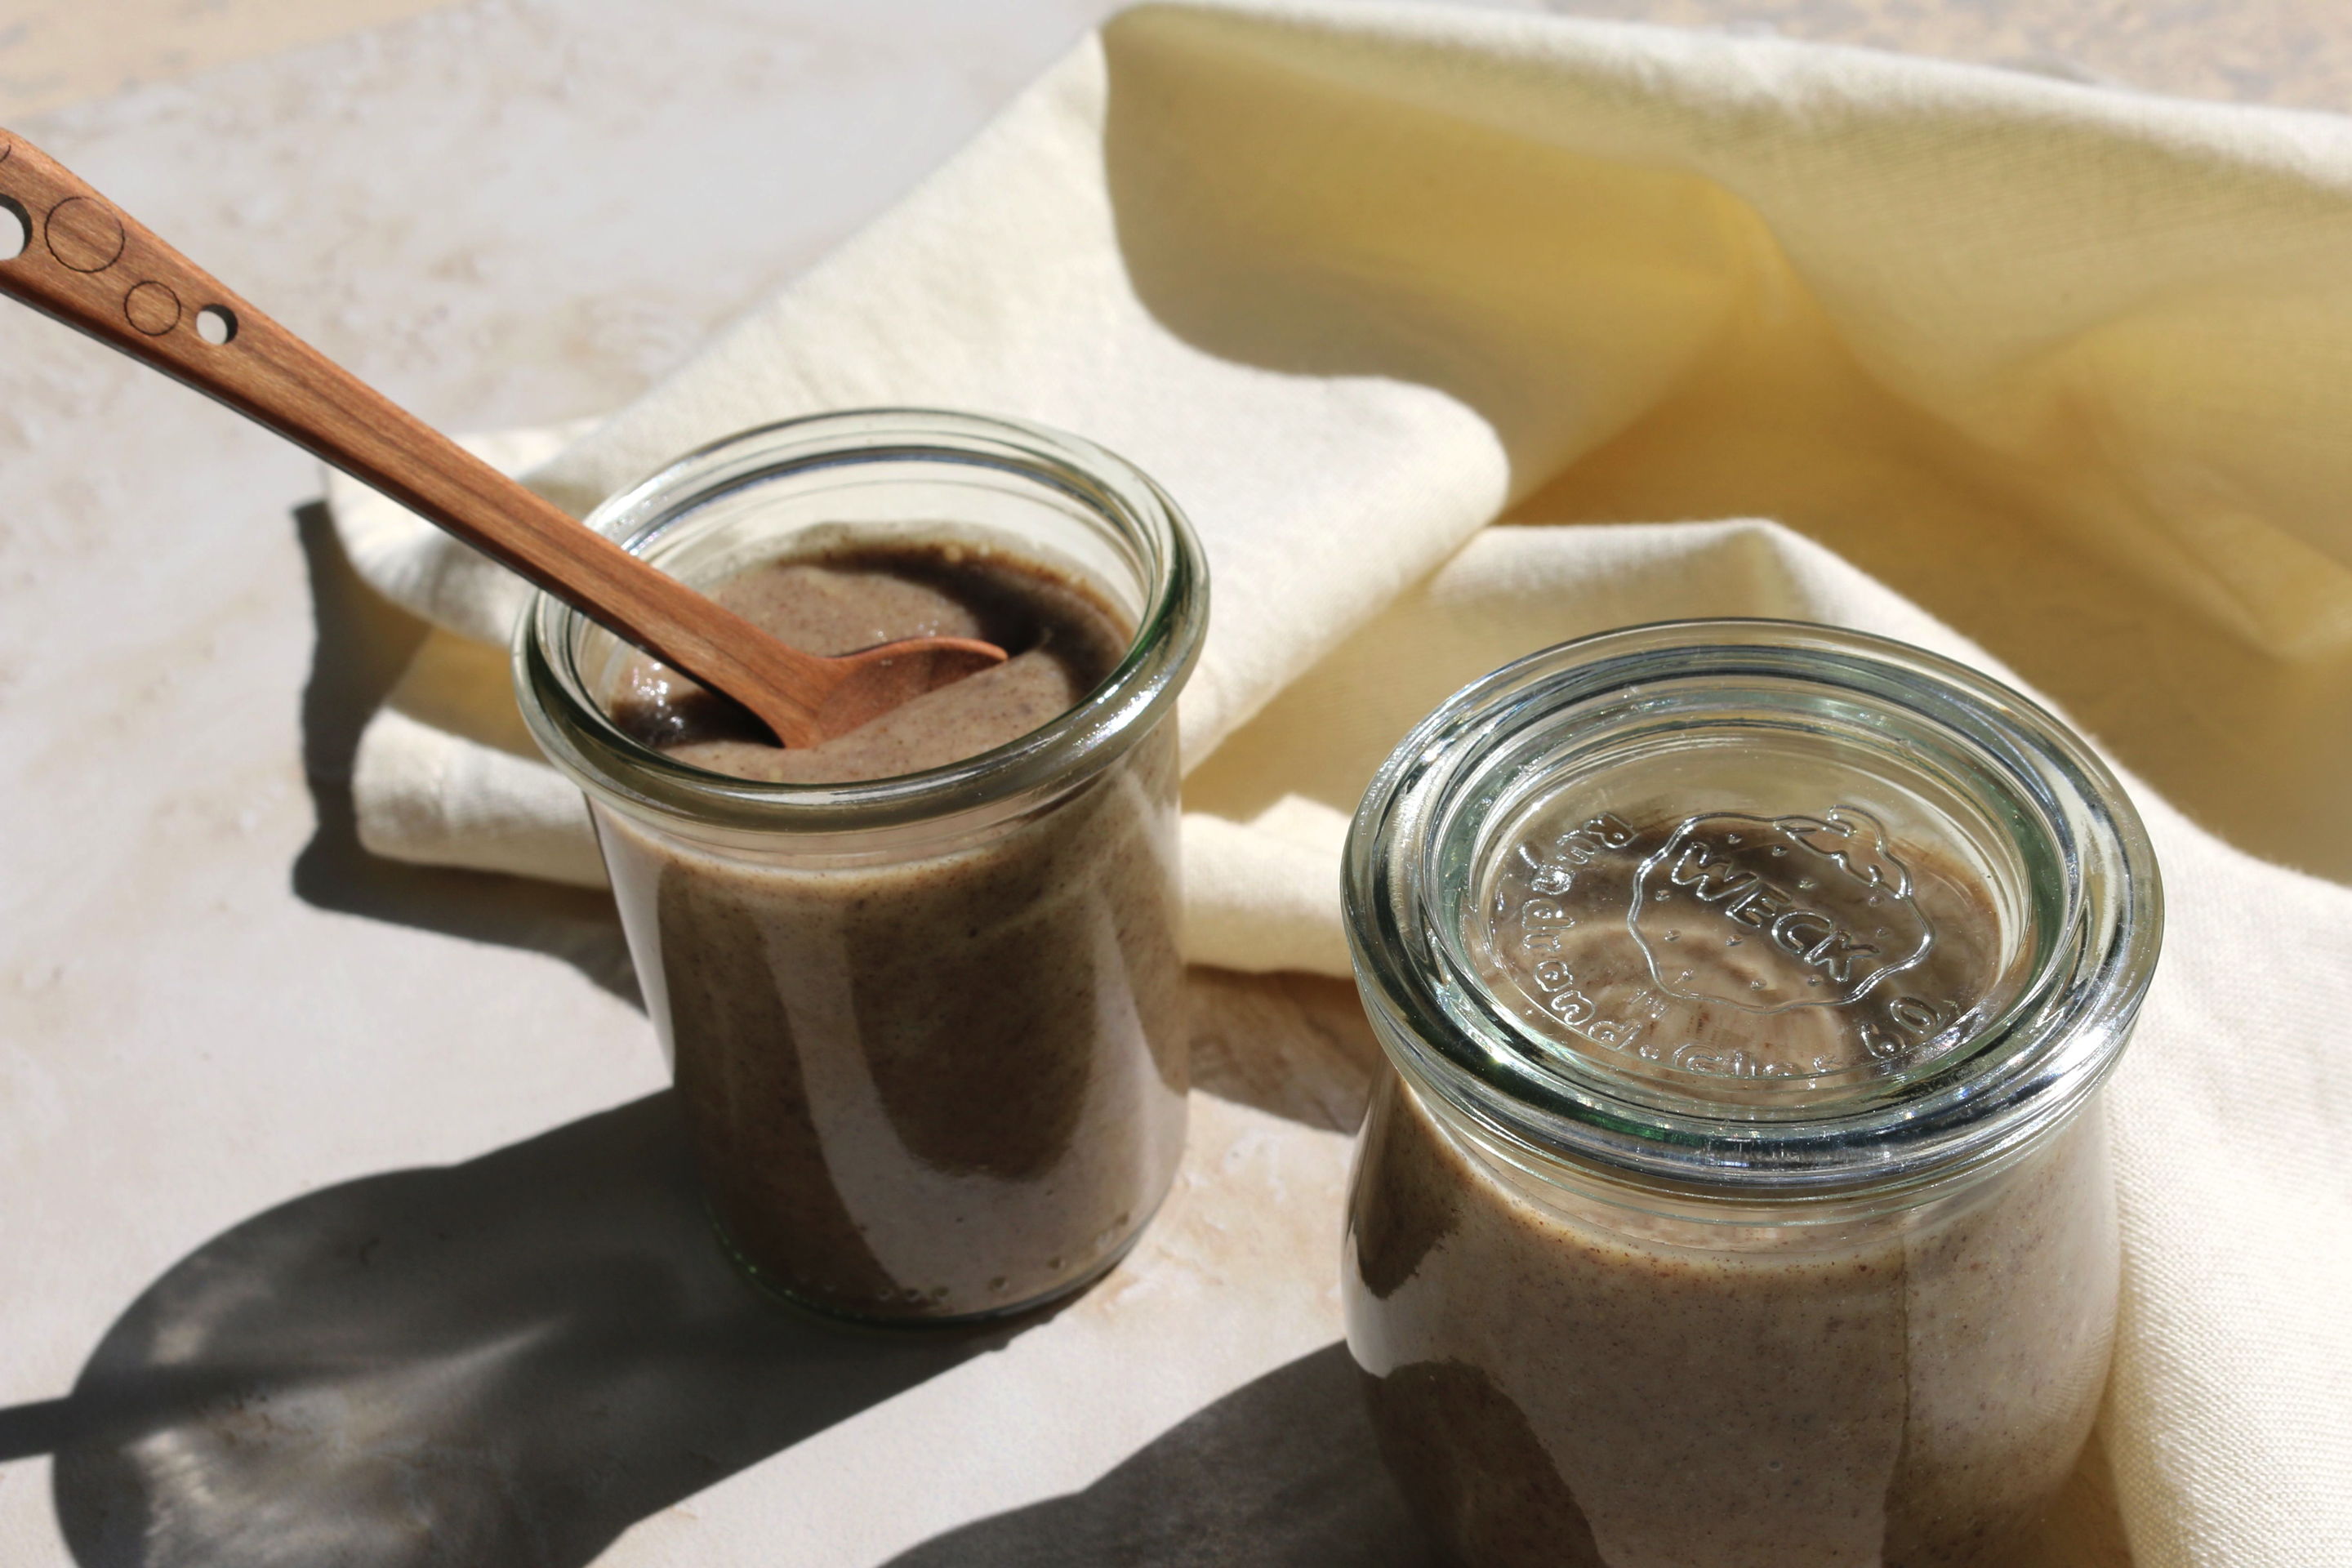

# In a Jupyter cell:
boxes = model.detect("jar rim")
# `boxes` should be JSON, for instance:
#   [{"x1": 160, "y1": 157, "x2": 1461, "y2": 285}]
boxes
[
  {"x1": 514, "y1": 408, "x2": 1207, "y2": 839},
  {"x1": 1343, "y1": 619, "x2": 2163, "y2": 1199}
]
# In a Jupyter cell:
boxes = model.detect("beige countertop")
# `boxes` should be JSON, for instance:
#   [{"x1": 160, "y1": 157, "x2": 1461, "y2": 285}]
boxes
[
  {"x1": 8, "y1": 0, "x2": 2345, "y2": 116},
  {"x1": 1, "y1": 2, "x2": 2335, "y2": 1564}
]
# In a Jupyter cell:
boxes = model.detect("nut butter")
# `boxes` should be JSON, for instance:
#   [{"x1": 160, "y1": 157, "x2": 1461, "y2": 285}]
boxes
[
  {"x1": 518, "y1": 410, "x2": 1205, "y2": 1325},
  {"x1": 1342, "y1": 621, "x2": 2160, "y2": 1566}
]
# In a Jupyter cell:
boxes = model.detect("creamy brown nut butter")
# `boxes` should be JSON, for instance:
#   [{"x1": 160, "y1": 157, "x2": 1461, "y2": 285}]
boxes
[
  {"x1": 514, "y1": 412, "x2": 1206, "y2": 1325},
  {"x1": 596, "y1": 545, "x2": 1181, "y2": 1318},
  {"x1": 1341, "y1": 623, "x2": 2160, "y2": 1566},
  {"x1": 1352, "y1": 808, "x2": 2117, "y2": 1566},
  {"x1": 605, "y1": 546, "x2": 1129, "y2": 786}
]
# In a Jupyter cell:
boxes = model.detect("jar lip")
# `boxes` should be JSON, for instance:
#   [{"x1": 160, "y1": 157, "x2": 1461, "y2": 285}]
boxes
[
  {"x1": 514, "y1": 408, "x2": 1207, "y2": 837},
  {"x1": 1343, "y1": 618, "x2": 2163, "y2": 1196}
]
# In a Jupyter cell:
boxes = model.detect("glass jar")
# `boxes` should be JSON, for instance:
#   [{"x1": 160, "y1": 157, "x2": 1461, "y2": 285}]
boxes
[
  {"x1": 515, "y1": 409, "x2": 1207, "y2": 1325},
  {"x1": 1341, "y1": 621, "x2": 2160, "y2": 1567}
]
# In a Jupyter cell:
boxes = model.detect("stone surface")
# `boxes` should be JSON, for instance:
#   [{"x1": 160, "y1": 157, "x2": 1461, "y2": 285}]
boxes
[
  {"x1": 1, "y1": 0, "x2": 2332, "y2": 1563},
  {"x1": 0, "y1": 0, "x2": 465, "y2": 118}
]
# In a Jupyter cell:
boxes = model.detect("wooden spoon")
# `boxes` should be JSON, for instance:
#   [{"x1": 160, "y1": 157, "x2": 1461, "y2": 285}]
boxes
[{"x1": 0, "y1": 128, "x2": 1006, "y2": 749}]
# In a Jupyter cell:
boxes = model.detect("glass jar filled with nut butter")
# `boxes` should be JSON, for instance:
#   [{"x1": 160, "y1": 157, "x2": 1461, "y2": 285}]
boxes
[{"x1": 1342, "y1": 621, "x2": 2159, "y2": 1567}]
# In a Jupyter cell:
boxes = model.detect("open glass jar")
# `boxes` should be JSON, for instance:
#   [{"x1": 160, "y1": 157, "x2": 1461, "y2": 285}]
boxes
[
  {"x1": 515, "y1": 409, "x2": 1206, "y2": 1325},
  {"x1": 1342, "y1": 621, "x2": 2159, "y2": 1566}
]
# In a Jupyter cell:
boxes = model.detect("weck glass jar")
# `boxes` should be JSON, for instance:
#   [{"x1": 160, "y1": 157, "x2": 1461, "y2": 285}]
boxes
[
  {"x1": 516, "y1": 409, "x2": 1206, "y2": 1325},
  {"x1": 1342, "y1": 621, "x2": 2159, "y2": 1567}
]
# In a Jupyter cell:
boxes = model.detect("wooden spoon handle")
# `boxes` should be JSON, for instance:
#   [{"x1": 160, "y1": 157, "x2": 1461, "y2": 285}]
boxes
[{"x1": 0, "y1": 127, "x2": 833, "y2": 746}]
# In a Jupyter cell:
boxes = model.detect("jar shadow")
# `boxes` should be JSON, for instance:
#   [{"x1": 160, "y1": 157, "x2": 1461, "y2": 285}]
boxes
[
  {"x1": 882, "y1": 1342, "x2": 1439, "y2": 1568},
  {"x1": 286, "y1": 500, "x2": 641, "y2": 1007},
  {"x1": 31, "y1": 1093, "x2": 1033, "y2": 1568}
]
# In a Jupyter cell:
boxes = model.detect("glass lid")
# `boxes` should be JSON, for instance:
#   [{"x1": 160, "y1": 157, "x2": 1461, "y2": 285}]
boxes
[{"x1": 1346, "y1": 621, "x2": 2161, "y2": 1195}]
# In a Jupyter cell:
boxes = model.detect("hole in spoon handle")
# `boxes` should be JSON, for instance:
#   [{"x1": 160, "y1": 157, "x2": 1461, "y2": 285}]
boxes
[{"x1": 0, "y1": 127, "x2": 252, "y2": 361}]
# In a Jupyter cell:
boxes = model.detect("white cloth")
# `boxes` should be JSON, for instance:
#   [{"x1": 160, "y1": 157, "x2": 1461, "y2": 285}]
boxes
[{"x1": 325, "y1": 4, "x2": 2352, "y2": 1564}]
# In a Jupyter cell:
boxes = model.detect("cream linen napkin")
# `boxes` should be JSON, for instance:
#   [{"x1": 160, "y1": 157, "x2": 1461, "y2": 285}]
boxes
[{"x1": 324, "y1": 3, "x2": 2352, "y2": 1564}]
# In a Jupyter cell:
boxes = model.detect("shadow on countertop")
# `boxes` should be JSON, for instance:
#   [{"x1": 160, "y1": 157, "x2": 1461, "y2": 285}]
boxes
[
  {"x1": 13, "y1": 1093, "x2": 1024, "y2": 1568},
  {"x1": 884, "y1": 1341, "x2": 1437, "y2": 1568},
  {"x1": 1, "y1": 1093, "x2": 1432, "y2": 1568},
  {"x1": 287, "y1": 501, "x2": 640, "y2": 1006}
]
